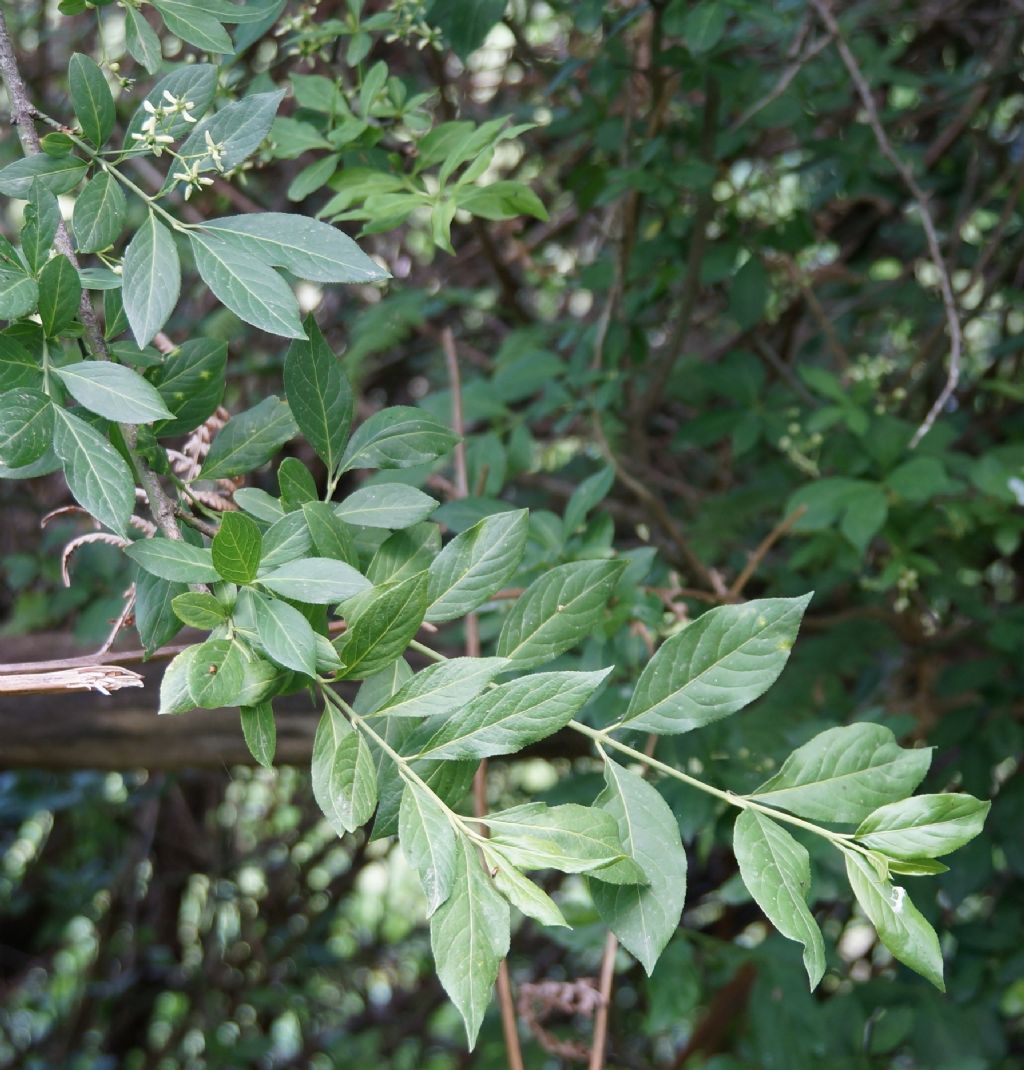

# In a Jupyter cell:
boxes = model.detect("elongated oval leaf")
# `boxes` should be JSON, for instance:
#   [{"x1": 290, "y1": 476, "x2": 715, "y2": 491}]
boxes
[
  {"x1": 188, "y1": 637, "x2": 247, "y2": 709},
  {"x1": 125, "y1": 537, "x2": 221, "y2": 582},
  {"x1": 212, "y1": 511, "x2": 263, "y2": 583},
  {"x1": 335, "y1": 483, "x2": 438, "y2": 529},
  {"x1": 241, "y1": 702, "x2": 276, "y2": 768},
  {"x1": 38, "y1": 256, "x2": 81, "y2": 337},
  {"x1": 0, "y1": 388, "x2": 52, "y2": 467},
  {"x1": 340, "y1": 406, "x2": 460, "y2": 473},
  {"x1": 312, "y1": 705, "x2": 378, "y2": 834},
  {"x1": 0, "y1": 269, "x2": 39, "y2": 320},
  {"x1": 426, "y1": 508, "x2": 528, "y2": 623},
  {"x1": 73, "y1": 172, "x2": 127, "y2": 254},
  {"x1": 399, "y1": 778, "x2": 457, "y2": 915},
  {"x1": 334, "y1": 571, "x2": 429, "y2": 680},
  {"x1": 258, "y1": 557, "x2": 370, "y2": 603},
  {"x1": 496, "y1": 559, "x2": 625, "y2": 669},
  {"x1": 302, "y1": 500, "x2": 358, "y2": 563},
  {"x1": 123, "y1": 214, "x2": 180, "y2": 348},
  {"x1": 622, "y1": 594, "x2": 812, "y2": 734},
  {"x1": 150, "y1": 338, "x2": 227, "y2": 438},
  {"x1": 415, "y1": 667, "x2": 611, "y2": 761},
  {"x1": 855, "y1": 794, "x2": 990, "y2": 859},
  {"x1": 590, "y1": 760, "x2": 687, "y2": 975},
  {"x1": 752, "y1": 723, "x2": 933, "y2": 823},
  {"x1": 203, "y1": 213, "x2": 389, "y2": 283},
  {"x1": 254, "y1": 593, "x2": 317, "y2": 676},
  {"x1": 283, "y1": 317, "x2": 352, "y2": 474},
  {"x1": 844, "y1": 850, "x2": 944, "y2": 990},
  {"x1": 68, "y1": 53, "x2": 115, "y2": 147},
  {"x1": 51, "y1": 407, "x2": 135, "y2": 536},
  {"x1": 430, "y1": 838, "x2": 510, "y2": 1049},
  {"x1": 54, "y1": 361, "x2": 174, "y2": 424},
  {"x1": 374, "y1": 657, "x2": 508, "y2": 718},
  {"x1": 199, "y1": 396, "x2": 298, "y2": 480},
  {"x1": 190, "y1": 230, "x2": 304, "y2": 339},
  {"x1": 734, "y1": 809, "x2": 826, "y2": 989}
]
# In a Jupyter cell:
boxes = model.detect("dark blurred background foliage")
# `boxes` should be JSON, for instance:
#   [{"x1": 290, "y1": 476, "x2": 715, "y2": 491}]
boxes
[{"x1": 1, "y1": 0, "x2": 1022, "y2": 1067}]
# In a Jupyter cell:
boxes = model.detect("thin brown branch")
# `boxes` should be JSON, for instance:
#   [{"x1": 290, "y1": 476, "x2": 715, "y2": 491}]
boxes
[
  {"x1": 729, "y1": 506, "x2": 807, "y2": 598},
  {"x1": 808, "y1": 0, "x2": 962, "y2": 447},
  {"x1": 442, "y1": 325, "x2": 523, "y2": 1070},
  {"x1": 0, "y1": 665, "x2": 144, "y2": 696},
  {"x1": 587, "y1": 932, "x2": 619, "y2": 1070}
]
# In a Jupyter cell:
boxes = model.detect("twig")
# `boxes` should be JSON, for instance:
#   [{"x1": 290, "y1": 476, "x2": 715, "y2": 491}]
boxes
[
  {"x1": 0, "y1": 665, "x2": 144, "y2": 696},
  {"x1": 633, "y1": 75, "x2": 719, "y2": 422},
  {"x1": 441, "y1": 326, "x2": 524, "y2": 1070},
  {"x1": 728, "y1": 506, "x2": 806, "y2": 598},
  {"x1": 808, "y1": 0, "x2": 962, "y2": 447},
  {"x1": 587, "y1": 932, "x2": 619, "y2": 1070}
]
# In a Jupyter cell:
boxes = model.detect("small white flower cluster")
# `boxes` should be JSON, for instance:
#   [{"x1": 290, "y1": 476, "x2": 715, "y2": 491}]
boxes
[
  {"x1": 172, "y1": 132, "x2": 228, "y2": 200},
  {"x1": 130, "y1": 90, "x2": 197, "y2": 156}
]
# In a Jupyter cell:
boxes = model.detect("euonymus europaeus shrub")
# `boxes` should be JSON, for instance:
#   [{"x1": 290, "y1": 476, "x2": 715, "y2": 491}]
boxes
[{"x1": 0, "y1": 0, "x2": 991, "y2": 1053}]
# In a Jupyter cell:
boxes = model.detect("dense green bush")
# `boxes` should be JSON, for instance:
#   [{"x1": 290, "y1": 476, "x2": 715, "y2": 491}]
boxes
[{"x1": 0, "y1": 1, "x2": 1020, "y2": 1067}]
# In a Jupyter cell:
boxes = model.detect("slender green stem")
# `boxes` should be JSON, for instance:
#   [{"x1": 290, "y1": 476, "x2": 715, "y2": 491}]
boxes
[
  {"x1": 409, "y1": 636, "x2": 875, "y2": 858},
  {"x1": 318, "y1": 683, "x2": 484, "y2": 842},
  {"x1": 33, "y1": 111, "x2": 189, "y2": 233}
]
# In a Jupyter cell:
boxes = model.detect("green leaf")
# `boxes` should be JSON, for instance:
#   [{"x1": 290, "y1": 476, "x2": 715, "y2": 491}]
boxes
[
  {"x1": 68, "y1": 53, "x2": 115, "y2": 147},
  {"x1": 123, "y1": 214, "x2": 180, "y2": 348},
  {"x1": 53, "y1": 361, "x2": 174, "y2": 424},
  {"x1": 277, "y1": 457, "x2": 318, "y2": 509},
  {"x1": 415, "y1": 668, "x2": 611, "y2": 761},
  {"x1": 73, "y1": 172, "x2": 127, "y2": 254},
  {"x1": 124, "y1": 65, "x2": 218, "y2": 144},
  {"x1": 149, "y1": 338, "x2": 227, "y2": 438},
  {"x1": 456, "y1": 181, "x2": 548, "y2": 222},
  {"x1": 175, "y1": 90, "x2": 285, "y2": 177},
  {"x1": 590, "y1": 760, "x2": 687, "y2": 975},
  {"x1": 188, "y1": 637, "x2": 247, "y2": 708},
  {"x1": 241, "y1": 702, "x2": 276, "y2": 768},
  {"x1": 135, "y1": 571, "x2": 186, "y2": 654},
  {"x1": 37, "y1": 256, "x2": 81, "y2": 337},
  {"x1": 496, "y1": 559, "x2": 625, "y2": 669},
  {"x1": 124, "y1": 5, "x2": 163, "y2": 73},
  {"x1": 485, "y1": 802, "x2": 641, "y2": 879},
  {"x1": 212, "y1": 511, "x2": 263, "y2": 583},
  {"x1": 335, "y1": 483, "x2": 438, "y2": 529},
  {"x1": 0, "y1": 332, "x2": 42, "y2": 390},
  {"x1": 203, "y1": 214, "x2": 389, "y2": 283},
  {"x1": 51, "y1": 406, "x2": 135, "y2": 536},
  {"x1": 126, "y1": 536, "x2": 221, "y2": 584},
  {"x1": 430, "y1": 838, "x2": 510, "y2": 1048},
  {"x1": 0, "y1": 153, "x2": 88, "y2": 199},
  {"x1": 374, "y1": 657, "x2": 508, "y2": 718},
  {"x1": 844, "y1": 851, "x2": 944, "y2": 990},
  {"x1": 302, "y1": 501, "x2": 358, "y2": 563},
  {"x1": 399, "y1": 779, "x2": 457, "y2": 915},
  {"x1": 159, "y1": 645, "x2": 200, "y2": 714},
  {"x1": 855, "y1": 794, "x2": 990, "y2": 859},
  {"x1": 368, "y1": 522, "x2": 440, "y2": 585},
  {"x1": 340, "y1": 406, "x2": 460, "y2": 473},
  {"x1": 334, "y1": 571, "x2": 429, "y2": 679},
  {"x1": 283, "y1": 318, "x2": 352, "y2": 473},
  {"x1": 258, "y1": 557, "x2": 370, "y2": 603},
  {"x1": 254, "y1": 592, "x2": 318, "y2": 676},
  {"x1": 0, "y1": 389, "x2": 53, "y2": 467},
  {"x1": 172, "y1": 591, "x2": 228, "y2": 629},
  {"x1": 622, "y1": 595, "x2": 812, "y2": 735},
  {"x1": 733, "y1": 810, "x2": 826, "y2": 989},
  {"x1": 427, "y1": 0, "x2": 508, "y2": 59},
  {"x1": 311, "y1": 704, "x2": 378, "y2": 834},
  {"x1": 0, "y1": 269, "x2": 39, "y2": 321},
  {"x1": 426, "y1": 509, "x2": 528, "y2": 623},
  {"x1": 563, "y1": 467, "x2": 613, "y2": 536},
  {"x1": 22, "y1": 184, "x2": 60, "y2": 273},
  {"x1": 199, "y1": 396, "x2": 298, "y2": 480},
  {"x1": 190, "y1": 231, "x2": 304, "y2": 339},
  {"x1": 150, "y1": 0, "x2": 234, "y2": 52},
  {"x1": 483, "y1": 847, "x2": 568, "y2": 927},
  {"x1": 752, "y1": 724, "x2": 933, "y2": 823},
  {"x1": 260, "y1": 510, "x2": 312, "y2": 568},
  {"x1": 236, "y1": 487, "x2": 285, "y2": 523},
  {"x1": 681, "y1": 1, "x2": 727, "y2": 53}
]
